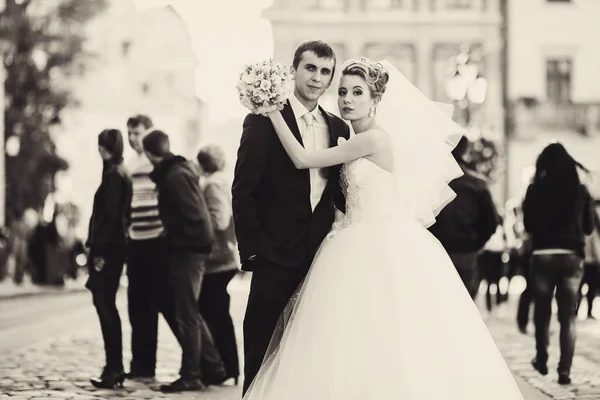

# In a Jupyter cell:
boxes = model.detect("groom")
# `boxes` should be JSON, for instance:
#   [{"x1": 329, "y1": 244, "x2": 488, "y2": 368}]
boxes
[{"x1": 232, "y1": 40, "x2": 350, "y2": 394}]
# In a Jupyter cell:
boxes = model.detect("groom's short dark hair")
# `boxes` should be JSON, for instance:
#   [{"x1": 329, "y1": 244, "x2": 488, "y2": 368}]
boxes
[{"x1": 293, "y1": 40, "x2": 337, "y2": 77}]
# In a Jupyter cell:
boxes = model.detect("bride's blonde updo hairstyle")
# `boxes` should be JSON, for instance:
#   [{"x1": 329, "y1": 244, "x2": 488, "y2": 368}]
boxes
[{"x1": 341, "y1": 57, "x2": 390, "y2": 100}]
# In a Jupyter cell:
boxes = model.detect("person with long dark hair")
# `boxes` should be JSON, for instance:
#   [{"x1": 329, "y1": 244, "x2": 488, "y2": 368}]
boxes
[
  {"x1": 523, "y1": 142, "x2": 594, "y2": 385},
  {"x1": 86, "y1": 129, "x2": 132, "y2": 389}
]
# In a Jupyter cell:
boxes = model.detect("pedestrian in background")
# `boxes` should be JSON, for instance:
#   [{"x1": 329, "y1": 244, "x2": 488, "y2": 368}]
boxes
[
  {"x1": 576, "y1": 199, "x2": 600, "y2": 318},
  {"x1": 429, "y1": 136, "x2": 499, "y2": 300},
  {"x1": 196, "y1": 144, "x2": 240, "y2": 385},
  {"x1": 523, "y1": 142, "x2": 594, "y2": 385},
  {"x1": 124, "y1": 114, "x2": 168, "y2": 380},
  {"x1": 86, "y1": 129, "x2": 132, "y2": 389},
  {"x1": 143, "y1": 130, "x2": 226, "y2": 393}
]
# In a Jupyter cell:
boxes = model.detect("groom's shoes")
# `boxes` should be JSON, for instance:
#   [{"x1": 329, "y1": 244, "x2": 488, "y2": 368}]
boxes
[
  {"x1": 159, "y1": 377, "x2": 206, "y2": 393},
  {"x1": 202, "y1": 369, "x2": 230, "y2": 386},
  {"x1": 531, "y1": 358, "x2": 548, "y2": 376}
]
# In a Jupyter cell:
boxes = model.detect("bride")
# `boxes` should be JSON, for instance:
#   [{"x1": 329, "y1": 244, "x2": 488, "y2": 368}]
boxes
[{"x1": 243, "y1": 58, "x2": 524, "y2": 399}]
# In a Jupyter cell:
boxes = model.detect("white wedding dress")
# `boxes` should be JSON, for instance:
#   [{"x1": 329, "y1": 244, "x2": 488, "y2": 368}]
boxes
[{"x1": 243, "y1": 157, "x2": 524, "y2": 399}]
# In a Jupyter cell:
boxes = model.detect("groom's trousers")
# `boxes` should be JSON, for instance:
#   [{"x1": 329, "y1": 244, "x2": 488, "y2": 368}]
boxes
[{"x1": 242, "y1": 258, "x2": 308, "y2": 394}]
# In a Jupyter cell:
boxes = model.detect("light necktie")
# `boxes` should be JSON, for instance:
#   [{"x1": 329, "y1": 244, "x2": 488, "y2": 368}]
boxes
[
  {"x1": 301, "y1": 112, "x2": 316, "y2": 152},
  {"x1": 301, "y1": 112, "x2": 318, "y2": 210}
]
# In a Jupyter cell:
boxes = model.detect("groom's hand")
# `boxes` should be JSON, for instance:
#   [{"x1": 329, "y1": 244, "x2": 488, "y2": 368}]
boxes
[{"x1": 241, "y1": 254, "x2": 259, "y2": 272}]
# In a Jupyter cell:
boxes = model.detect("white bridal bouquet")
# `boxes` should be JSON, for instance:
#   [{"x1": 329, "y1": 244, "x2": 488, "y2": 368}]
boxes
[{"x1": 237, "y1": 59, "x2": 294, "y2": 115}]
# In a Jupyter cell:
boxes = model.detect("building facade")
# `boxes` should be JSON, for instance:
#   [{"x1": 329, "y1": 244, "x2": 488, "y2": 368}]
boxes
[
  {"x1": 263, "y1": 0, "x2": 504, "y2": 130},
  {"x1": 508, "y1": 0, "x2": 600, "y2": 134},
  {"x1": 506, "y1": 0, "x2": 600, "y2": 201},
  {"x1": 55, "y1": 0, "x2": 204, "y2": 234}
]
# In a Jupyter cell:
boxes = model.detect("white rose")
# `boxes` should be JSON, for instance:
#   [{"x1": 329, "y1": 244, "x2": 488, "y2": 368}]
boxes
[
  {"x1": 260, "y1": 80, "x2": 272, "y2": 90},
  {"x1": 271, "y1": 74, "x2": 282, "y2": 85},
  {"x1": 242, "y1": 72, "x2": 255, "y2": 85}
]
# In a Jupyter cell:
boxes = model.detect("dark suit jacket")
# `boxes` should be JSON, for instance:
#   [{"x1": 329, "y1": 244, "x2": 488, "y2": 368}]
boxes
[{"x1": 232, "y1": 102, "x2": 351, "y2": 270}]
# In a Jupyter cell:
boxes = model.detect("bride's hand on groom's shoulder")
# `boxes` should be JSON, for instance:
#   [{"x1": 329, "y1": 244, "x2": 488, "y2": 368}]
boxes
[
  {"x1": 263, "y1": 109, "x2": 283, "y2": 121},
  {"x1": 261, "y1": 109, "x2": 276, "y2": 118}
]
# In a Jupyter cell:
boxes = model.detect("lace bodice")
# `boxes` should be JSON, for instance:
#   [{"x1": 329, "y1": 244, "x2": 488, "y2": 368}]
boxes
[{"x1": 336, "y1": 158, "x2": 395, "y2": 231}]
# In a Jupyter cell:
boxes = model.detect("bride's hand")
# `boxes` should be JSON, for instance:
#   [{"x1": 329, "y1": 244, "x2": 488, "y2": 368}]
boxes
[{"x1": 264, "y1": 109, "x2": 281, "y2": 120}]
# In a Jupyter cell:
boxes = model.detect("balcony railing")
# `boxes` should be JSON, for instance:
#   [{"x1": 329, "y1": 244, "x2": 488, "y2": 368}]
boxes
[
  {"x1": 293, "y1": 0, "x2": 488, "y2": 11},
  {"x1": 363, "y1": 0, "x2": 412, "y2": 10},
  {"x1": 434, "y1": 0, "x2": 481, "y2": 10},
  {"x1": 514, "y1": 101, "x2": 600, "y2": 133}
]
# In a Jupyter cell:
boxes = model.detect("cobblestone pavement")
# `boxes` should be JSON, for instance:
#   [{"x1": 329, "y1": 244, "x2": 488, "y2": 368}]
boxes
[
  {"x1": 478, "y1": 283, "x2": 600, "y2": 400},
  {"x1": 1, "y1": 275, "x2": 599, "y2": 399},
  {"x1": 0, "y1": 276, "x2": 250, "y2": 399}
]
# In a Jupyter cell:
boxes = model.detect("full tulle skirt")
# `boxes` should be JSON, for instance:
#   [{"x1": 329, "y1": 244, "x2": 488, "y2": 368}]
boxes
[{"x1": 243, "y1": 214, "x2": 523, "y2": 399}]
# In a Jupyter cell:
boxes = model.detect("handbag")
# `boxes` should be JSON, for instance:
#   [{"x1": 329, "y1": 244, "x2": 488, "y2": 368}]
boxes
[{"x1": 208, "y1": 216, "x2": 236, "y2": 264}]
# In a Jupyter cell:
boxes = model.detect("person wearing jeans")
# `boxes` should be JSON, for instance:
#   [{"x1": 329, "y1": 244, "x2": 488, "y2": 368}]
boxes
[
  {"x1": 523, "y1": 142, "x2": 594, "y2": 385},
  {"x1": 86, "y1": 129, "x2": 132, "y2": 389},
  {"x1": 144, "y1": 130, "x2": 226, "y2": 393},
  {"x1": 530, "y1": 253, "x2": 583, "y2": 380},
  {"x1": 197, "y1": 144, "x2": 240, "y2": 385}
]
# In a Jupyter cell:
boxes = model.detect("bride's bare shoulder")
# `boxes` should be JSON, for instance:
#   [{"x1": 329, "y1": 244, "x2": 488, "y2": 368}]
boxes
[{"x1": 360, "y1": 127, "x2": 391, "y2": 147}]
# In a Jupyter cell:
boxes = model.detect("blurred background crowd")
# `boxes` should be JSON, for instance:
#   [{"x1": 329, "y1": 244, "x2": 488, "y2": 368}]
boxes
[{"x1": 0, "y1": 0, "x2": 598, "y2": 317}]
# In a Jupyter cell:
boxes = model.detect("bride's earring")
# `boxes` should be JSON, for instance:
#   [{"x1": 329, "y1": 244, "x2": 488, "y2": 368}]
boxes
[{"x1": 368, "y1": 107, "x2": 375, "y2": 118}]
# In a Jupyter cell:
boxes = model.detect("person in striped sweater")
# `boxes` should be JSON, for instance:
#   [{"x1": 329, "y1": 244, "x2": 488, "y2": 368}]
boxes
[
  {"x1": 125, "y1": 115, "x2": 226, "y2": 387},
  {"x1": 124, "y1": 114, "x2": 169, "y2": 379}
]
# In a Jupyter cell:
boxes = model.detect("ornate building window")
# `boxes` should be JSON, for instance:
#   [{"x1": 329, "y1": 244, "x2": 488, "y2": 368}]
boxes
[{"x1": 546, "y1": 59, "x2": 572, "y2": 104}]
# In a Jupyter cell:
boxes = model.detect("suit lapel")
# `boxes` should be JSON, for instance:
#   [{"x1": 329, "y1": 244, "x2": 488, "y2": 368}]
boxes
[
  {"x1": 319, "y1": 105, "x2": 337, "y2": 148},
  {"x1": 280, "y1": 102, "x2": 304, "y2": 147},
  {"x1": 318, "y1": 106, "x2": 338, "y2": 184},
  {"x1": 280, "y1": 102, "x2": 309, "y2": 182}
]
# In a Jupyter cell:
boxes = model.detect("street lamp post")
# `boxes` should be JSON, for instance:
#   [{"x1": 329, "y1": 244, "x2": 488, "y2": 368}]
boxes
[{"x1": 445, "y1": 45, "x2": 488, "y2": 127}]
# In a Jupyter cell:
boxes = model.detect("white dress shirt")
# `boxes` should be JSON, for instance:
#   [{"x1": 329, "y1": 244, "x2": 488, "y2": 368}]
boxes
[{"x1": 288, "y1": 94, "x2": 330, "y2": 211}]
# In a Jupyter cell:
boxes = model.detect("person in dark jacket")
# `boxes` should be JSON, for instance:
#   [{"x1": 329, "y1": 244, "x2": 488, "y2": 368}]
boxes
[
  {"x1": 576, "y1": 200, "x2": 600, "y2": 318},
  {"x1": 143, "y1": 130, "x2": 222, "y2": 393},
  {"x1": 86, "y1": 129, "x2": 132, "y2": 389},
  {"x1": 523, "y1": 142, "x2": 594, "y2": 385},
  {"x1": 196, "y1": 144, "x2": 240, "y2": 385},
  {"x1": 429, "y1": 136, "x2": 499, "y2": 299}
]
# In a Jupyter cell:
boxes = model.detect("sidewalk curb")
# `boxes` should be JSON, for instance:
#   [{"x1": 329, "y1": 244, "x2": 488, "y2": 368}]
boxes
[
  {"x1": 0, "y1": 286, "x2": 88, "y2": 300},
  {"x1": 0, "y1": 275, "x2": 91, "y2": 301}
]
